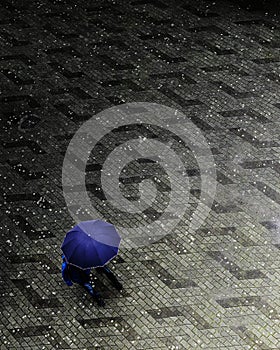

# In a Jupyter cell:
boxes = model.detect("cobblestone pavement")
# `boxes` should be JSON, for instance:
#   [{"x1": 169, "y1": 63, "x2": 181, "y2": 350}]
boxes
[{"x1": 1, "y1": 0, "x2": 280, "y2": 349}]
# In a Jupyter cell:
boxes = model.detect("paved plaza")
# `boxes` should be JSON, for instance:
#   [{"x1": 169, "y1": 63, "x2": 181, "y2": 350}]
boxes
[{"x1": 1, "y1": 0, "x2": 280, "y2": 349}]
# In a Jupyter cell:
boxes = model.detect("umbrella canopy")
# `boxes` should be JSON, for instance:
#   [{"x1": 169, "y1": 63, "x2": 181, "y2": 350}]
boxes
[{"x1": 61, "y1": 219, "x2": 121, "y2": 269}]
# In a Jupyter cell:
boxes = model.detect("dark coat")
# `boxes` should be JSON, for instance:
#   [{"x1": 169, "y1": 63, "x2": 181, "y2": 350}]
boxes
[{"x1": 61, "y1": 254, "x2": 91, "y2": 285}]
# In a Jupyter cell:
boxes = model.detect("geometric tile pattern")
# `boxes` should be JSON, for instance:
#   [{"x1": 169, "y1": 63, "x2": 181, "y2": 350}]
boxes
[{"x1": 1, "y1": 0, "x2": 280, "y2": 349}]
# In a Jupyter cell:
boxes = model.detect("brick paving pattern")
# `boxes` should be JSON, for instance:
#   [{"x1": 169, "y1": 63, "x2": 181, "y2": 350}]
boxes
[{"x1": 0, "y1": 0, "x2": 280, "y2": 349}]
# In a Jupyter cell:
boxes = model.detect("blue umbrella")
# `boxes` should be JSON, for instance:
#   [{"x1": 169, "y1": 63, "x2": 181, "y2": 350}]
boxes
[{"x1": 61, "y1": 219, "x2": 121, "y2": 269}]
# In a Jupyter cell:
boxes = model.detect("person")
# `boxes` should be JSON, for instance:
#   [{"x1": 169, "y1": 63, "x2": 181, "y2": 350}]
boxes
[{"x1": 61, "y1": 254, "x2": 122, "y2": 306}]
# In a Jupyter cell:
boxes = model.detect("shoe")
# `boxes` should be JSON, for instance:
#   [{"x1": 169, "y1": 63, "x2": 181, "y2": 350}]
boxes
[
  {"x1": 96, "y1": 297, "x2": 105, "y2": 307},
  {"x1": 94, "y1": 293, "x2": 105, "y2": 307}
]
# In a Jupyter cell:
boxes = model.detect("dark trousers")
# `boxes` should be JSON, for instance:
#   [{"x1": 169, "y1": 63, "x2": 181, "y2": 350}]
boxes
[{"x1": 81, "y1": 282, "x2": 100, "y2": 298}]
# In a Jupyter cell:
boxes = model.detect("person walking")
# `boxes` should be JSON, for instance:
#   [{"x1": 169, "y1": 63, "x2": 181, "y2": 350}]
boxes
[
  {"x1": 61, "y1": 254, "x2": 123, "y2": 306},
  {"x1": 61, "y1": 219, "x2": 123, "y2": 307},
  {"x1": 61, "y1": 254, "x2": 105, "y2": 306}
]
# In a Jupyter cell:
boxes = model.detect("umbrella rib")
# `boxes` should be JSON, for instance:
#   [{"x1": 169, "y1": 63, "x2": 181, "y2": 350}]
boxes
[
  {"x1": 93, "y1": 241, "x2": 116, "y2": 267},
  {"x1": 66, "y1": 241, "x2": 83, "y2": 263},
  {"x1": 61, "y1": 230, "x2": 82, "y2": 249},
  {"x1": 91, "y1": 240, "x2": 103, "y2": 266},
  {"x1": 62, "y1": 220, "x2": 121, "y2": 268},
  {"x1": 100, "y1": 245, "x2": 119, "y2": 267},
  {"x1": 61, "y1": 235, "x2": 79, "y2": 249}
]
